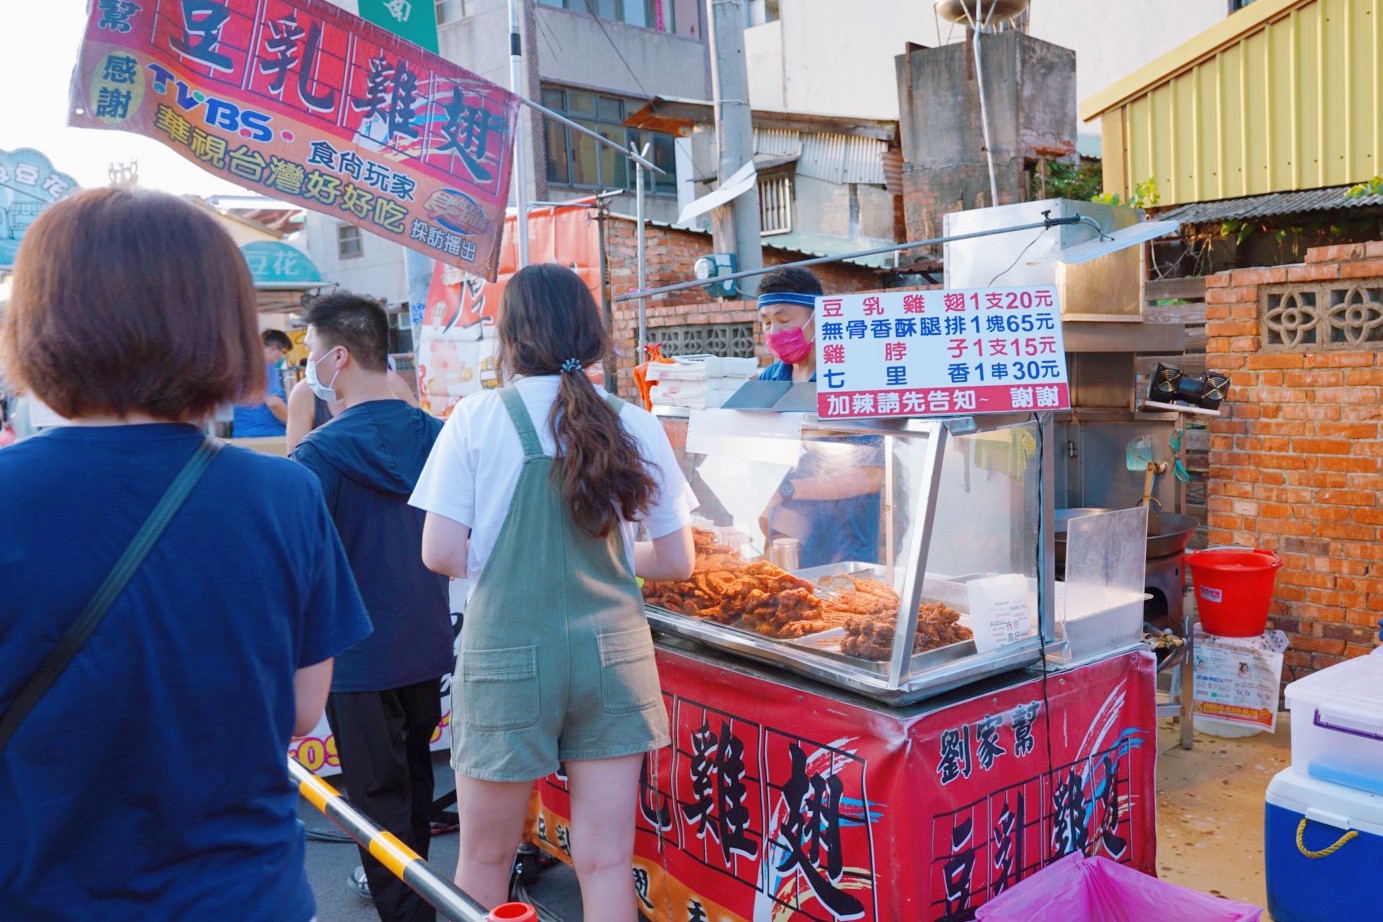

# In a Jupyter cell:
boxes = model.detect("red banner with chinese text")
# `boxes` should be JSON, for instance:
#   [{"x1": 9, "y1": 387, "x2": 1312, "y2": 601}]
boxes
[
  {"x1": 534, "y1": 648, "x2": 1157, "y2": 921},
  {"x1": 69, "y1": 0, "x2": 519, "y2": 279}
]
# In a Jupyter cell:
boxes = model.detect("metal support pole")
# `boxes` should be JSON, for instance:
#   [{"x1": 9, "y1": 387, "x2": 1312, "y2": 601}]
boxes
[
  {"x1": 613, "y1": 214, "x2": 1098, "y2": 302},
  {"x1": 708, "y1": 0, "x2": 763, "y2": 296},
  {"x1": 508, "y1": 0, "x2": 530, "y2": 268},
  {"x1": 288, "y1": 759, "x2": 531, "y2": 922},
  {"x1": 634, "y1": 142, "x2": 650, "y2": 360},
  {"x1": 965, "y1": 0, "x2": 1000, "y2": 207}
]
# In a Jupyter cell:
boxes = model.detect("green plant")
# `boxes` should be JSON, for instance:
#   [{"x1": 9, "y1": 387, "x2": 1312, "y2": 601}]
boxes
[
  {"x1": 1346, "y1": 176, "x2": 1383, "y2": 198},
  {"x1": 1030, "y1": 158, "x2": 1103, "y2": 202},
  {"x1": 1093, "y1": 176, "x2": 1159, "y2": 209}
]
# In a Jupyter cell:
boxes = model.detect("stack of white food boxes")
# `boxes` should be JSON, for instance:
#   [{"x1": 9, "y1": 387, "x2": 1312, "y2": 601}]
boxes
[
  {"x1": 1263, "y1": 651, "x2": 1383, "y2": 922},
  {"x1": 644, "y1": 354, "x2": 760, "y2": 409}
]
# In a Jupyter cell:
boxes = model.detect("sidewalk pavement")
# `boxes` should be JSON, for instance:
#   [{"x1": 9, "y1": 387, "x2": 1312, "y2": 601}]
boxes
[{"x1": 1155, "y1": 713, "x2": 1291, "y2": 919}]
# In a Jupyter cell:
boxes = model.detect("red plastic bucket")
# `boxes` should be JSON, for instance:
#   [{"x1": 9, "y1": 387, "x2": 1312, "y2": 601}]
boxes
[{"x1": 1186, "y1": 547, "x2": 1283, "y2": 637}]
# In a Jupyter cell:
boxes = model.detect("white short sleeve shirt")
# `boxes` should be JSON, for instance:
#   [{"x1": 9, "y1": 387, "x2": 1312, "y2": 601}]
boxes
[{"x1": 410, "y1": 376, "x2": 695, "y2": 583}]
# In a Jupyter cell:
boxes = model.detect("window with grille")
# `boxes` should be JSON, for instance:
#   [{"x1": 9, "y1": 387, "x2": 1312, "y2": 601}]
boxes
[
  {"x1": 650, "y1": 323, "x2": 757, "y2": 359},
  {"x1": 759, "y1": 172, "x2": 793, "y2": 236},
  {"x1": 337, "y1": 223, "x2": 362, "y2": 259},
  {"x1": 541, "y1": 86, "x2": 677, "y2": 195}
]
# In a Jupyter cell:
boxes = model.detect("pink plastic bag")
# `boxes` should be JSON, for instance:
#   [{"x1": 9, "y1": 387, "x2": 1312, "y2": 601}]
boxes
[{"x1": 975, "y1": 852, "x2": 1262, "y2": 922}]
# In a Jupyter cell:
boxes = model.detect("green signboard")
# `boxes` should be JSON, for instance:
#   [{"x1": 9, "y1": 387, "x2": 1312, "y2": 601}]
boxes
[
  {"x1": 357, "y1": 0, "x2": 440, "y2": 53},
  {"x1": 239, "y1": 241, "x2": 324, "y2": 286}
]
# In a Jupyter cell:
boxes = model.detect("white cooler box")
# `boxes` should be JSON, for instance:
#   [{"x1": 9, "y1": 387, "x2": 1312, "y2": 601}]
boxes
[{"x1": 1284, "y1": 652, "x2": 1383, "y2": 796}]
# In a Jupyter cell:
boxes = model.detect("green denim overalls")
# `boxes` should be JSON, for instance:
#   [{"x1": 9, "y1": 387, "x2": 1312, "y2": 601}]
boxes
[{"x1": 449, "y1": 387, "x2": 670, "y2": 782}]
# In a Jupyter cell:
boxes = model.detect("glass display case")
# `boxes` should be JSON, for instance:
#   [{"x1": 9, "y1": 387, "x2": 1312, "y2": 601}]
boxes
[{"x1": 642, "y1": 408, "x2": 1057, "y2": 705}]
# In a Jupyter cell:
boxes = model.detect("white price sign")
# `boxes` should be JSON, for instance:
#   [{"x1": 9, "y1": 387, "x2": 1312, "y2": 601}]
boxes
[{"x1": 814, "y1": 287, "x2": 1071, "y2": 419}]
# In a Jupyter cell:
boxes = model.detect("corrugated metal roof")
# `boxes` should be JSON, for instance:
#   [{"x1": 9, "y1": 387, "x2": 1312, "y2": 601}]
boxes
[
  {"x1": 798, "y1": 133, "x2": 886, "y2": 185},
  {"x1": 761, "y1": 231, "x2": 897, "y2": 269},
  {"x1": 1157, "y1": 185, "x2": 1383, "y2": 224},
  {"x1": 1084, "y1": 0, "x2": 1383, "y2": 207},
  {"x1": 754, "y1": 129, "x2": 802, "y2": 158}
]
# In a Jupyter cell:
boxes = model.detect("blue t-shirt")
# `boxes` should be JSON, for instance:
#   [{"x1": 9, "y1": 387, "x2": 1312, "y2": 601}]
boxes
[
  {"x1": 0, "y1": 424, "x2": 371, "y2": 922},
  {"x1": 759, "y1": 360, "x2": 799, "y2": 382},
  {"x1": 754, "y1": 366, "x2": 881, "y2": 566},
  {"x1": 233, "y1": 361, "x2": 287, "y2": 436}
]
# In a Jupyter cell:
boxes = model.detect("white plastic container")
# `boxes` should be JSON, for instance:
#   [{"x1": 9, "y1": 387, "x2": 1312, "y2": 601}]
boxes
[{"x1": 1284, "y1": 653, "x2": 1383, "y2": 797}]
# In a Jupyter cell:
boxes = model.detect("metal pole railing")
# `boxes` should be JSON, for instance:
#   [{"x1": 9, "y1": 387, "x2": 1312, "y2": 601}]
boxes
[
  {"x1": 288, "y1": 759, "x2": 536, "y2": 922},
  {"x1": 611, "y1": 214, "x2": 1100, "y2": 302}
]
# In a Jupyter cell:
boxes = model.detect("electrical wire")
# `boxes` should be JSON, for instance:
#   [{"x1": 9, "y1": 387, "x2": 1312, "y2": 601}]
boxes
[
  {"x1": 576, "y1": 0, "x2": 652, "y2": 98},
  {"x1": 534, "y1": 11, "x2": 562, "y2": 60},
  {"x1": 987, "y1": 229, "x2": 1046, "y2": 286}
]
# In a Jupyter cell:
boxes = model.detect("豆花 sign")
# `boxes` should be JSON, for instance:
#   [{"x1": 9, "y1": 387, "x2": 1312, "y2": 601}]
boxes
[{"x1": 815, "y1": 286, "x2": 1071, "y2": 419}]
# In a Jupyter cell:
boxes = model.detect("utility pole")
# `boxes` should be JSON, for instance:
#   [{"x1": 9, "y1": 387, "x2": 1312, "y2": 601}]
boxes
[
  {"x1": 707, "y1": 0, "x2": 763, "y2": 297},
  {"x1": 508, "y1": 0, "x2": 530, "y2": 267}
]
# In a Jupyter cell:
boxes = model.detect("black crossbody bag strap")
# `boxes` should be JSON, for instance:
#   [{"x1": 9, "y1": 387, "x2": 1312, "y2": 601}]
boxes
[{"x1": 0, "y1": 438, "x2": 223, "y2": 753}]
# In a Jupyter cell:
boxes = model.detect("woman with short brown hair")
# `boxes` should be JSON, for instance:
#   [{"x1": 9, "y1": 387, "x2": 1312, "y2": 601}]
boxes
[{"x1": 0, "y1": 188, "x2": 371, "y2": 921}]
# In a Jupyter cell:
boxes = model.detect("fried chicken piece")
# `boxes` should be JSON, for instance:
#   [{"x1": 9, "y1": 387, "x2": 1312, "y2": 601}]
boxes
[{"x1": 838, "y1": 598, "x2": 972, "y2": 660}]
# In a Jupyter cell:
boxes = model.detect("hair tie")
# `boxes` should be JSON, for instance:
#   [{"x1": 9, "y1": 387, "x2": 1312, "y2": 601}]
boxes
[{"x1": 560, "y1": 357, "x2": 582, "y2": 374}]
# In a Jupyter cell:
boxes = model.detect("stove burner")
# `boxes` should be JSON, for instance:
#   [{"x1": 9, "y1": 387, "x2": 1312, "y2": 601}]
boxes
[{"x1": 1144, "y1": 551, "x2": 1186, "y2": 634}]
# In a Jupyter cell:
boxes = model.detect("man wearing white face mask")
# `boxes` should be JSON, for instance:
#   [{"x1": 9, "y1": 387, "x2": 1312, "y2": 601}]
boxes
[
  {"x1": 755, "y1": 267, "x2": 886, "y2": 568},
  {"x1": 291, "y1": 292, "x2": 450, "y2": 922}
]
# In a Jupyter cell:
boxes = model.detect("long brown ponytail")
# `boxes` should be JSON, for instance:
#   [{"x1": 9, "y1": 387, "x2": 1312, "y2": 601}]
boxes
[{"x1": 495, "y1": 263, "x2": 657, "y2": 537}]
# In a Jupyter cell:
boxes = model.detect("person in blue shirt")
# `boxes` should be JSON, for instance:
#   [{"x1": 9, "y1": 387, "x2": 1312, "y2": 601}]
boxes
[
  {"x1": 233, "y1": 328, "x2": 292, "y2": 436},
  {"x1": 755, "y1": 267, "x2": 885, "y2": 568},
  {"x1": 0, "y1": 187, "x2": 371, "y2": 922},
  {"x1": 291, "y1": 292, "x2": 452, "y2": 922}
]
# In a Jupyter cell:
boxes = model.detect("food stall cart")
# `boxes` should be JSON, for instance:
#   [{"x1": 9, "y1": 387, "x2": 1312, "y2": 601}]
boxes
[{"x1": 531, "y1": 402, "x2": 1159, "y2": 921}]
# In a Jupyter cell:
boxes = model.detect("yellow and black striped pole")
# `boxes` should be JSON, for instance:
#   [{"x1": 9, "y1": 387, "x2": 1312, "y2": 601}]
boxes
[{"x1": 288, "y1": 758, "x2": 536, "y2": 922}]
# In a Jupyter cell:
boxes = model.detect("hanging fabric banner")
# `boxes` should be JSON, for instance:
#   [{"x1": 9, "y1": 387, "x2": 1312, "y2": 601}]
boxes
[{"x1": 69, "y1": 0, "x2": 519, "y2": 279}]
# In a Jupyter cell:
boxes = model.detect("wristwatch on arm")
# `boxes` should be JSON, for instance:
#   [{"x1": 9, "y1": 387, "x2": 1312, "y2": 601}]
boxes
[{"x1": 778, "y1": 478, "x2": 796, "y2": 501}]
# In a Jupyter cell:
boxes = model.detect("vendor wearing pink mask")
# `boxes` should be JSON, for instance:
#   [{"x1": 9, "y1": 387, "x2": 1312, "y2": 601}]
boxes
[
  {"x1": 756, "y1": 266, "x2": 821, "y2": 382},
  {"x1": 755, "y1": 266, "x2": 884, "y2": 567}
]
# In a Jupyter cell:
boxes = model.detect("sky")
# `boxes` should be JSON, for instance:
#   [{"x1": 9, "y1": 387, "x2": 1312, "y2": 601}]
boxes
[{"x1": 0, "y1": 0, "x2": 253, "y2": 197}]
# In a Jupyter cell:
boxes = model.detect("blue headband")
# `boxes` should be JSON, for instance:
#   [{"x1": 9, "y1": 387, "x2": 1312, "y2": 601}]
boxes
[{"x1": 756, "y1": 291, "x2": 818, "y2": 310}]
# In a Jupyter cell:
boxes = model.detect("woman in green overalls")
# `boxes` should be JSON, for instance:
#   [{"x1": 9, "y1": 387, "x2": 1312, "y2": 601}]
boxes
[{"x1": 411, "y1": 264, "x2": 696, "y2": 915}]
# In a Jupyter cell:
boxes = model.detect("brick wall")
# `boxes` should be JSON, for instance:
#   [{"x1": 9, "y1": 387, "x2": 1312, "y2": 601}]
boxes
[
  {"x1": 600, "y1": 216, "x2": 883, "y2": 394},
  {"x1": 1204, "y1": 241, "x2": 1383, "y2": 675}
]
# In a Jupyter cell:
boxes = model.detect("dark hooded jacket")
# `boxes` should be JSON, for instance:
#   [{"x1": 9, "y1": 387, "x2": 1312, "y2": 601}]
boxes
[{"x1": 292, "y1": 400, "x2": 452, "y2": 692}]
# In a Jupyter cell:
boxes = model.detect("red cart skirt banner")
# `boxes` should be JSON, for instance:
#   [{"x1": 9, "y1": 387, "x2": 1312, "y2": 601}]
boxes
[
  {"x1": 533, "y1": 648, "x2": 1157, "y2": 921},
  {"x1": 69, "y1": 0, "x2": 519, "y2": 279}
]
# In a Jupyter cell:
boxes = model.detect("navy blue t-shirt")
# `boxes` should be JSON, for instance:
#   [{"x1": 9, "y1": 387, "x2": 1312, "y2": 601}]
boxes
[{"x1": 0, "y1": 424, "x2": 371, "y2": 922}]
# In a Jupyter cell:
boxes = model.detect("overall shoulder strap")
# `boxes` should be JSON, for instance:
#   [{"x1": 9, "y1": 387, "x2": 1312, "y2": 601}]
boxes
[
  {"x1": 497, "y1": 387, "x2": 545, "y2": 458},
  {"x1": 0, "y1": 438, "x2": 223, "y2": 754}
]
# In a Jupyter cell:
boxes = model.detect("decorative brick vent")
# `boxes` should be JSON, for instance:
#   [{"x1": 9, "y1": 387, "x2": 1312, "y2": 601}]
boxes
[
  {"x1": 1261, "y1": 283, "x2": 1383, "y2": 351},
  {"x1": 651, "y1": 323, "x2": 757, "y2": 358}
]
